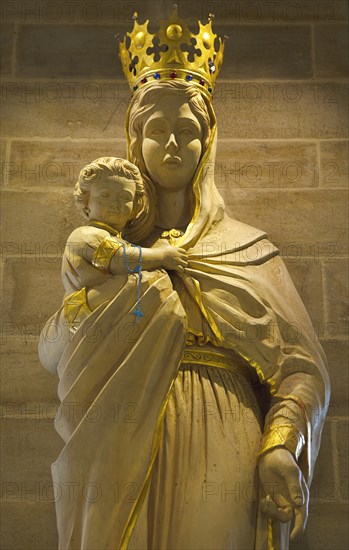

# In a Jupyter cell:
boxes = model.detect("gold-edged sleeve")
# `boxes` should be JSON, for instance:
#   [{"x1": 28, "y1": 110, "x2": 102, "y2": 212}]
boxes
[
  {"x1": 92, "y1": 236, "x2": 124, "y2": 272},
  {"x1": 257, "y1": 424, "x2": 306, "y2": 461}
]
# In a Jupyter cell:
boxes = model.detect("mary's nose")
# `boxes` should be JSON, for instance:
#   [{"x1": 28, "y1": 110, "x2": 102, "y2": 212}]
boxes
[{"x1": 165, "y1": 132, "x2": 179, "y2": 152}]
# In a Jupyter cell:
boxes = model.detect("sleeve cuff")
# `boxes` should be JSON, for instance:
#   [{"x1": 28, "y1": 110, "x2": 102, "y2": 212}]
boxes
[
  {"x1": 257, "y1": 424, "x2": 306, "y2": 461},
  {"x1": 92, "y1": 236, "x2": 124, "y2": 272}
]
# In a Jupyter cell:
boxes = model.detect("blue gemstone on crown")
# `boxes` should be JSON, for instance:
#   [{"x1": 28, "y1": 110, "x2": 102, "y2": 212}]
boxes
[
  {"x1": 186, "y1": 74, "x2": 193, "y2": 81},
  {"x1": 153, "y1": 72, "x2": 161, "y2": 79}
]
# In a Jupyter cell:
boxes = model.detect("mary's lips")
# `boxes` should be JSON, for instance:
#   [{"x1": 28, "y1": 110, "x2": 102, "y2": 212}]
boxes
[{"x1": 162, "y1": 158, "x2": 182, "y2": 168}]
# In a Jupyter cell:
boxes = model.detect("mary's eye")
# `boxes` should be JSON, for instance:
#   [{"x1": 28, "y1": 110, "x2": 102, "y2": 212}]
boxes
[
  {"x1": 151, "y1": 128, "x2": 165, "y2": 135},
  {"x1": 179, "y1": 128, "x2": 193, "y2": 136}
]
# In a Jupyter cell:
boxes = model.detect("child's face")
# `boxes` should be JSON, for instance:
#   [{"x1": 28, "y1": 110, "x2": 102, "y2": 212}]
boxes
[{"x1": 87, "y1": 175, "x2": 136, "y2": 231}]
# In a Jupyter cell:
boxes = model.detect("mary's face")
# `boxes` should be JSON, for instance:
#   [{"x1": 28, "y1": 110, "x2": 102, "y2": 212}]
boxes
[{"x1": 142, "y1": 95, "x2": 203, "y2": 190}]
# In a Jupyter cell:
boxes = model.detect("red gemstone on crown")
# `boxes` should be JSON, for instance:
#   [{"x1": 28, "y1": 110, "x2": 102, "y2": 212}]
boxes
[
  {"x1": 141, "y1": 78, "x2": 148, "y2": 84},
  {"x1": 170, "y1": 72, "x2": 177, "y2": 78}
]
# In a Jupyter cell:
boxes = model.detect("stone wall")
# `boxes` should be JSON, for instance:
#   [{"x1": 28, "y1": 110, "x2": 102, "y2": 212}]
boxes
[{"x1": 1, "y1": 1, "x2": 348, "y2": 547}]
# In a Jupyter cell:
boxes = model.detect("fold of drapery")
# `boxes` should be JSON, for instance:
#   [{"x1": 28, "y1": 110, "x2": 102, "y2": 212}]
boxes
[
  {"x1": 172, "y1": 247, "x2": 329, "y2": 550},
  {"x1": 128, "y1": 362, "x2": 264, "y2": 550},
  {"x1": 42, "y1": 244, "x2": 329, "y2": 550},
  {"x1": 177, "y1": 248, "x2": 329, "y2": 484},
  {"x1": 50, "y1": 271, "x2": 187, "y2": 549}
]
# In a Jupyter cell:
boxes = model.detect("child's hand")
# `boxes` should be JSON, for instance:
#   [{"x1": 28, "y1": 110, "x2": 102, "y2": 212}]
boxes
[{"x1": 160, "y1": 245, "x2": 188, "y2": 273}]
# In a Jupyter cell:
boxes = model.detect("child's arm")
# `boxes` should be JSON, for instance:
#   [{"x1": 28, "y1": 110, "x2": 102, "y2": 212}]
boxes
[
  {"x1": 109, "y1": 243, "x2": 188, "y2": 274},
  {"x1": 77, "y1": 227, "x2": 188, "y2": 275}
]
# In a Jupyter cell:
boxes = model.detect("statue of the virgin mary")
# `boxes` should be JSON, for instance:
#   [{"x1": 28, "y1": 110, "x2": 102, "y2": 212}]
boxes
[{"x1": 39, "y1": 7, "x2": 330, "y2": 550}]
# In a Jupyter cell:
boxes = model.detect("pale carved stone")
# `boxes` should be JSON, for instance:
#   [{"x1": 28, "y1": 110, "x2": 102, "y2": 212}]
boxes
[{"x1": 38, "y1": 12, "x2": 330, "y2": 550}]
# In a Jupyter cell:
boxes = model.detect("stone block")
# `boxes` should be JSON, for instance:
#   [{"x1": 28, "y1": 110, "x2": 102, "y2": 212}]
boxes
[
  {"x1": 320, "y1": 141, "x2": 349, "y2": 188},
  {"x1": 215, "y1": 140, "x2": 319, "y2": 189},
  {"x1": 1, "y1": 188, "x2": 81, "y2": 250},
  {"x1": 1, "y1": 0, "x2": 348, "y2": 24},
  {"x1": 0, "y1": 502, "x2": 58, "y2": 549},
  {"x1": 323, "y1": 259, "x2": 349, "y2": 337},
  {"x1": 1, "y1": 255, "x2": 63, "y2": 330},
  {"x1": 15, "y1": 22, "x2": 311, "y2": 79},
  {"x1": 2, "y1": 187, "x2": 347, "y2": 258},
  {"x1": 283, "y1": 257, "x2": 324, "y2": 329},
  {"x1": 322, "y1": 340, "x2": 349, "y2": 417},
  {"x1": 222, "y1": 188, "x2": 348, "y2": 256},
  {"x1": 214, "y1": 82, "x2": 349, "y2": 139},
  {"x1": 0, "y1": 139, "x2": 8, "y2": 185},
  {"x1": 0, "y1": 23, "x2": 14, "y2": 76},
  {"x1": 16, "y1": 24, "x2": 118, "y2": 78},
  {"x1": 0, "y1": 0, "x2": 120, "y2": 24},
  {"x1": 2, "y1": 80, "x2": 348, "y2": 141},
  {"x1": 188, "y1": 0, "x2": 349, "y2": 23},
  {"x1": 0, "y1": 338, "x2": 58, "y2": 403},
  {"x1": 314, "y1": 24, "x2": 349, "y2": 78},
  {"x1": 337, "y1": 420, "x2": 348, "y2": 499},
  {"x1": 1, "y1": 418, "x2": 62, "y2": 492},
  {"x1": 290, "y1": 502, "x2": 349, "y2": 550},
  {"x1": 1, "y1": 80, "x2": 129, "y2": 139},
  {"x1": 219, "y1": 25, "x2": 312, "y2": 80},
  {"x1": 0, "y1": 0, "x2": 172, "y2": 24},
  {"x1": 310, "y1": 421, "x2": 337, "y2": 502},
  {"x1": 7, "y1": 139, "x2": 127, "y2": 188}
]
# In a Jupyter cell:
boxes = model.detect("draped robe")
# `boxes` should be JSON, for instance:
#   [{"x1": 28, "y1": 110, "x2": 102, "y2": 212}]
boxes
[{"x1": 39, "y1": 98, "x2": 330, "y2": 550}]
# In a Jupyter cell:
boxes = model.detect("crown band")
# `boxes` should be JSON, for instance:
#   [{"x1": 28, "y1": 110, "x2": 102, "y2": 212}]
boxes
[{"x1": 131, "y1": 68, "x2": 213, "y2": 96}]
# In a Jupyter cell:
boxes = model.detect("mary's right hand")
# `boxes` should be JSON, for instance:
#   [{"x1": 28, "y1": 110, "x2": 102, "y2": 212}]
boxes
[{"x1": 259, "y1": 447, "x2": 309, "y2": 541}]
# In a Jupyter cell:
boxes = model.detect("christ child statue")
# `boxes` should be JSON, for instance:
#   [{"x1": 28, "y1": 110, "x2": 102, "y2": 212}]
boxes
[{"x1": 62, "y1": 156, "x2": 188, "y2": 331}]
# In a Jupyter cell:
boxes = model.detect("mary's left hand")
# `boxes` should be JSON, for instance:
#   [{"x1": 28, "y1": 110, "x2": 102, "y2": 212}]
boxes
[{"x1": 258, "y1": 447, "x2": 309, "y2": 541}]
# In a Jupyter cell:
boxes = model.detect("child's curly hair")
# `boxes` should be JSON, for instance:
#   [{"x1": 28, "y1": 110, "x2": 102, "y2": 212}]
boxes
[{"x1": 74, "y1": 157, "x2": 146, "y2": 224}]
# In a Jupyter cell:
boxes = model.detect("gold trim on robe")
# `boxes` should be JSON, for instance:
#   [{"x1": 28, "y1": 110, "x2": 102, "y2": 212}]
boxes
[
  {"x1": 258, "y1": 424, "x2": 306, "y2": 461},
  {"x1": 63, "y1": 287, "x2": 92, "y2": 331}
]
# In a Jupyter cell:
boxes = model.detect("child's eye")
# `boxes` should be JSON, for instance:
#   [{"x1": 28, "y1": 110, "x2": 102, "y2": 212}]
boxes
[
  {"x1": 100, "y1": 192, "x2": 110, "y2": 198},
  {"x1": 120, "y1": 194, "x2": 133, "y2": 203}
]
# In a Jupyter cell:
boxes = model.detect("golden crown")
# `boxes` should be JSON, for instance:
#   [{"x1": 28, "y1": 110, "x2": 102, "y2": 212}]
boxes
[{"x1": 118, "y1": 5, "x2": 225, "y2": 98}]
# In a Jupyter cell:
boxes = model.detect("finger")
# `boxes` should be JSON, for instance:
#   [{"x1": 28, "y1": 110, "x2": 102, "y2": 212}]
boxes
[
  {"x1": 277, "y1": 459, "x2": 304, "y2": 507},
  {"x1": 261, "y1": 495, "x2": 275, "y2": 515},
  {"x1": 290, "y1": 505, "x2": 307, "y2": 540},
  {"x1": 287, "y1": 475, "x2": 304, "y2": 507},
  {"x1": 290, "y1": 477, "x2": 309, "y2": 541},
  {"x1": 261, "y1": 496, "x2": 293, "y2": 523}
]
